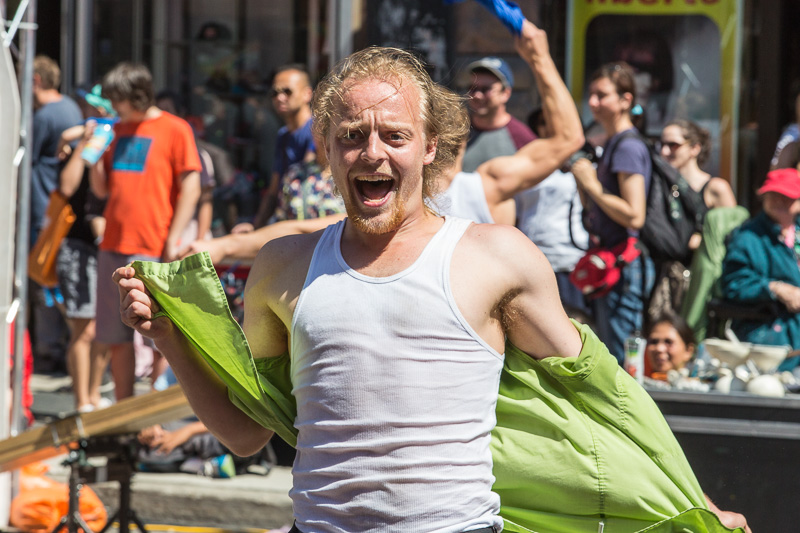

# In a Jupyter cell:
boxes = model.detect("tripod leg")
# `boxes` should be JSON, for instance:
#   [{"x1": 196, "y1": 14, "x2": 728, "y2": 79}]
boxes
[
  {"x1": 118, "y1": 473, "x2": 132, "y2": 533},
  {"x1": 50, "y1": 515, "x2": 68, "y2": 533},
  {"x1": 97, "y1": 509, "x2": 119, "y2": 533},
  {"x1": 130, "y1": 510, "x2": 148, "y2": 532},
  {"x1": 72, "y1": 511, "x2": 96, "y2": 533}
]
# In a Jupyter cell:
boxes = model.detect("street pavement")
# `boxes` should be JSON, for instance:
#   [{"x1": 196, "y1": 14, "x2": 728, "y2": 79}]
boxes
[{"x1": 23, "y1": 373, "x2": 295, "y2": 532}]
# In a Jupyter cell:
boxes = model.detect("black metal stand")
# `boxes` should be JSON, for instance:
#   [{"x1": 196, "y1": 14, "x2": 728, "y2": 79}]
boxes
[
  {"x1": 51, "y1": 434, "x2": 148, "y2": 533},
  {"x1": 51, "y1": 446, "x2": 94, "y2": 533}
]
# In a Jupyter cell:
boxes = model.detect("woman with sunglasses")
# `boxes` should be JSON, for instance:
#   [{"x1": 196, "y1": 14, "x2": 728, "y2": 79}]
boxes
[
  {"x1": 571, "y1": 61, "x2": 655, "y2": 364},
  {"x1": 660, "y1": 119, "x2": 736, "y2": 222}
]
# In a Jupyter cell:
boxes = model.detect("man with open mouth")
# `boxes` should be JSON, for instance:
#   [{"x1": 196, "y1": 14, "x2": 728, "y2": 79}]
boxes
[{"x1": 113, "y1": 15, "x2": 750, "y2": 533}]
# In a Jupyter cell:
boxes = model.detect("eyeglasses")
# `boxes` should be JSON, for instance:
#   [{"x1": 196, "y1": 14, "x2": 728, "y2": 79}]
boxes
[
  {"x1": 270, "y1": 87, "x2": 293, "y2": 98},
  {"x1": 468, "y1": 84, "x2": 501, "y2": 96},
  {"x1": 659, "y1": 140, "x2": 687, "y2": 152}
]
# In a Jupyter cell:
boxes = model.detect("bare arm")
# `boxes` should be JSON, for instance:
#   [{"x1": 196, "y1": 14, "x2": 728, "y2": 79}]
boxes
[
  {"x1": 180, "y1": 213, "x2": 345, "y2": 263},
  {"x1": 705, "y1": 177, "x2": 737, "y2": 209},
  {"x1": 253, "y1": 171, "x2": 281, "y2": 228},
  {"x1": 60, "y1": 129, "x2": 91, "y2": 198},
  {"x1": 89, "y1": 158, "x2": 108, "y2": 199},
  {"x1": 479, "y1": 19, "x2": 584, "y2": 207},
  {"x1": 499, "y1": 229, "x2": 583, "y2": 359},
  {"x1": 452, "y1": 224, "x2": 582, "y2": 360},
  {"x1": 571, "y1": 158, "x2": 647, "y2": 230},
  {"x1": 113, "y1": 267, "x2": 274, "y2": 456},
  {"x1": 195, "y1": 186, "x2": 214, "y2": 239},
  {"x1": 163, "y1": 170, "x2": 202, "y2": 262}
]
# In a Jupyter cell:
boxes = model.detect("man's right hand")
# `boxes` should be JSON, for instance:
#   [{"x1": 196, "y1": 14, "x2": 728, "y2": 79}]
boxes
[{"x1": 113, "y1": 266, "x2": 174, "y2": 340}]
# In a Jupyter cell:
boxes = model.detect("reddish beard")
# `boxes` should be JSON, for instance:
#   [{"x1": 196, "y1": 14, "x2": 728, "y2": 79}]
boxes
[{"x1": 346, "y1": 195, "x2": 406, "y2": 235}]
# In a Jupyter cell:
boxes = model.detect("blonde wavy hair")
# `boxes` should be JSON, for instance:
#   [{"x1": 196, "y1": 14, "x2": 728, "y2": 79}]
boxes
[{"x1": 312, "y1": 46, "x2": 469, "y2": 202}]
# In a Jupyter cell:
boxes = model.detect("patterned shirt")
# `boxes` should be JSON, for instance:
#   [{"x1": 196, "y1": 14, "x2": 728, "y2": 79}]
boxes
[{"x1": 272, "y1": 161, "x2": 345, "y2": 222}]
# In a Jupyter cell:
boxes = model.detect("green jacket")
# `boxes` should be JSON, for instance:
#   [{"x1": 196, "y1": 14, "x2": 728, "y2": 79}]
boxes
[
  {"x1": 680, "y1": 206, "x2": 749, "y2": 341},
  {"x1": 133, "y1": 253, "x2": 740, "y2": 532}
]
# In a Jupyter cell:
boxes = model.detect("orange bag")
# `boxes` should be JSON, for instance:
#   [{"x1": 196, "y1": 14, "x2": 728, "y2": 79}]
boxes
[
  {"x1": 28, "y1": 190, "x2": 76, "y2": 287},
  {"x1": 10, "y1": 462, "x2": 108, "y2": 532}
]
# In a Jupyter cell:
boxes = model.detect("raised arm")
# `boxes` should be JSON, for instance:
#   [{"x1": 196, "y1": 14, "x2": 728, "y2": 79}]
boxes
[
  {"x1": 60, "y1": 125, "x2": 91, "y2": 197},
  {"x1": 478, "y1": 19, "x2": 584, "y2": 207}
]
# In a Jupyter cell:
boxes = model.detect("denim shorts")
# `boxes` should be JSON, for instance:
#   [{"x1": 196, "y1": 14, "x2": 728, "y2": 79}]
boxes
[{"x1": 56, "y1": 238, "x2": 98, "y2": 319}]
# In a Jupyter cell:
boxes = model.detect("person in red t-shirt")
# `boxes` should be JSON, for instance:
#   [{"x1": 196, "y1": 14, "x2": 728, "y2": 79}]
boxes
[{"x1": 89, "y1": 62, "x2": 201, "y2": 399}]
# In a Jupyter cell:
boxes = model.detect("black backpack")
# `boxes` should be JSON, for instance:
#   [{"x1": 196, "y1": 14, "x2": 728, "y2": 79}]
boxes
[{"x1": 607, "y1": 131, "x2": 706, "y2": 264}]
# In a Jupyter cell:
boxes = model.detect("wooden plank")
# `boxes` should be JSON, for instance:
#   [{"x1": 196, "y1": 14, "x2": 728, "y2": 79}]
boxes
[{"x1": 0, "y1": 385, "x2": 192, "y2": 472}]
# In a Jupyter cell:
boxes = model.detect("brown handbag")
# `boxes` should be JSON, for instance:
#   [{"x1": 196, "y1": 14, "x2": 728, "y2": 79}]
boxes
[{"x1": 28, "y1": 190, "x2": 76, "y2": 287}]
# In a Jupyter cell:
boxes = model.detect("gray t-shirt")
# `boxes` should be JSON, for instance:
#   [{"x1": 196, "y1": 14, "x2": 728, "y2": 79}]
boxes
[
  {"x1": 462, "y1": 116, "x2": 536, "y2": 173},
  {"x1": 31, "y1": 96, "x2": 83, "y2": 246}
]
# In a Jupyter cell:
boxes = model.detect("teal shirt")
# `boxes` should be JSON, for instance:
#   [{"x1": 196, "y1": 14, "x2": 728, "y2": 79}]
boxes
[{"x1": 722, "y1": 211, "x2": 800, "y2": 370}]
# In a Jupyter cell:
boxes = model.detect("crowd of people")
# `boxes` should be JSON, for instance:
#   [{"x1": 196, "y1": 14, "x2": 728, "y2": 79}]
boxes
[{"x1": 27, "y1": 11, "x2": 800, "y2": 530}]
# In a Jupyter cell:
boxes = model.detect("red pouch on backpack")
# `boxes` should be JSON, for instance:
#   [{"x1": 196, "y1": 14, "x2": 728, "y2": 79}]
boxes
[{"x1": 569, "y1": 237, "x2": 641, "y2": 299}]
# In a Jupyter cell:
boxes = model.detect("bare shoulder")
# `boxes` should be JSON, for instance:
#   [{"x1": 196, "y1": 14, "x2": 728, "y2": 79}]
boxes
[
  {"x1": 708, "y1": 176, "x2": 734, "y2": 193},
  {"x1": 706, "y1": 177, "x2": 737, "y2": 207},
  {"x1": 453, "y1": 222, "x2": 582, "y2": 359},
  {"x1": 248, "y1": 230, "x2": 325, "y2": 295},
  {"x1": 456, "y1": 222, "x2": 552, "y2": 278},
  {"x1": 243, "y1": 230, "x2": 326, "y2": 359}
]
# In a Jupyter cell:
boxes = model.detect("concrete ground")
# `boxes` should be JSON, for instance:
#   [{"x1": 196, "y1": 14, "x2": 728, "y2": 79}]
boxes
[{"x1": 18, "y1": 373, "x2": 295, "y2": 532}]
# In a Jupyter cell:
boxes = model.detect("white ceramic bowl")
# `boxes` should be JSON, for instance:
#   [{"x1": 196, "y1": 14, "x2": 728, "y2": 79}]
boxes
[
  {"x1": 748, "y1": 344, "x2": 790, "y2": 373},
  {"x1": 703, "y1": 338, "x2": 751, "y2": 367},
  {"x1": 715, "y1": 374, "x2": 748, "y2": 394},
  {"x1": 746, "y1": 374, "x2": 786, "y2": 397}
]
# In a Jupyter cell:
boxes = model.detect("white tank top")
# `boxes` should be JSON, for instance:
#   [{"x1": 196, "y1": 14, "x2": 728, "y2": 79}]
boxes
[
  {"x1": 290, "y1": 216, "x2": 504, "y2": 533},
  {"x1": 436, "y1": 171, "x2": 494, "y2": 224}
]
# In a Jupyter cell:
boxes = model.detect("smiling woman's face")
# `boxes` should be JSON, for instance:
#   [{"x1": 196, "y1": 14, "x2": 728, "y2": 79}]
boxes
[{"x1": 646, "y1": 321, "x2": 694, "y2": 374}]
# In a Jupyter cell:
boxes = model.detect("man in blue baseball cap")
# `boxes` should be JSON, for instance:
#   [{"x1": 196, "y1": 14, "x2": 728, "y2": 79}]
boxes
[{"x1": 462, "y1": 56, "x2": 536, "y2": 172}]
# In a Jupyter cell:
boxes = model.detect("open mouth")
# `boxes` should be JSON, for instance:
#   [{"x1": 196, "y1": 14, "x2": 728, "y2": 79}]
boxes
[{"x1": 355, "y1": 176, "x2": 395, "y2": 206}]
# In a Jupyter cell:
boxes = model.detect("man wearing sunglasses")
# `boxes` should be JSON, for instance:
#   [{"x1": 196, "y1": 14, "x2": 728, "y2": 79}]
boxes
[
  {"x1": 461, "y1": 56, "x2": 535, "y2": 173},
  {"x1": 233, "y1": 64, "x2": 316, "y2": 233}
]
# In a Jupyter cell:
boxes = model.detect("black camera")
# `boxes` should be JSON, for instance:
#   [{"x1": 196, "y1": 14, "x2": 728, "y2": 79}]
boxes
[{"x1": 565, "y1": 141, "x2": 599, "y2": 169}]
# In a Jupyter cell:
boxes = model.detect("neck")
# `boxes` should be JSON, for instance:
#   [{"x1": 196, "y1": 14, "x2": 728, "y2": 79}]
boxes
[
  {"x1": 606, "y1": 114, "x2": 634, "y2": 136},
  {"x1": 343, "y1": 207, "x2": 440, "y2": 255},
  {"x1": 35, "y1": 89, "x2": 62, "y2": 107},
  {"x1": 439, "y1": 167, "x2": 458, "y2": 192},
  {"x1": 123, "y1": 106, "x2": 161, "y2": 124},
  {"x1": 679, "y1": 160, "x2": 710, "y2": 188},
  {"x1": 284, "y1": 106, "x2": 312, "y2": 131},
  {"x1": 471, "y1": 108, "x2": 511, "y2": 130}
]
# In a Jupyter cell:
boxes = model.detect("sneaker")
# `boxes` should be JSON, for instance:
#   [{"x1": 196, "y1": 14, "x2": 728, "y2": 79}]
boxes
[
  {"x1": 96, "y1": 397, "x2": 114, "y2": 410},
  {"x1": 205, "y1": 454, "x2": 236, "y2": 479}
]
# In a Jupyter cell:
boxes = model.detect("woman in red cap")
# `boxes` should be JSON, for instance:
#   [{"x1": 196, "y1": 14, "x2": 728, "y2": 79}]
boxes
[{"x1": 721, "y1": 168, "x2": 800, "y2": 370}]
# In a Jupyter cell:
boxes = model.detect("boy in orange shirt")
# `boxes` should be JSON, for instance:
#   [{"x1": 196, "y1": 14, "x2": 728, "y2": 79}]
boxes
[{"x1": 89, "y1": 62, "x2": 201, "y2": 399}]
